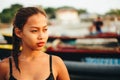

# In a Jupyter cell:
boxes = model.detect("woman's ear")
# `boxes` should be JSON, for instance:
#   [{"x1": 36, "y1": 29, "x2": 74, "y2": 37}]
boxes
[{"x1": 14, "y1": 28, "x2": 22, "y2": 38}]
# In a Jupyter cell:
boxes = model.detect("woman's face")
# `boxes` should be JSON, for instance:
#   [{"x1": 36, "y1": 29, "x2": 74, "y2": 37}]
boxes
[{"x1": 19, "y1": 13, "x2": 48, "y2": 50}]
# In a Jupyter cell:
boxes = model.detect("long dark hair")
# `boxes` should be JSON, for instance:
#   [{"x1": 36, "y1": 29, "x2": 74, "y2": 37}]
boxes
[{"x1": 12, "y1": 7, "x2": 47, "y2": 71}]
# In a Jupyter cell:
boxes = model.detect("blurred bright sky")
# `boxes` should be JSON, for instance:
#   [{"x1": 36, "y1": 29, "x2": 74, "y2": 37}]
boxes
[{"x1": 0, "y1": 0, "x2": 120, "y2": 14}]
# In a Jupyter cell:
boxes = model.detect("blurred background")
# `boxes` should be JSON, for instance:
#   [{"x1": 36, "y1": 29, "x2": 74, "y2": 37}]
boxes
[{"x1": 0, "y1": 0, "x2": 120, "y2": 80}]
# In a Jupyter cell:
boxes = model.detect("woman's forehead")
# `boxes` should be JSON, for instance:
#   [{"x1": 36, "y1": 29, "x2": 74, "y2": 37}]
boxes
[
  {"x1": 27, "y1": 13, "x2": 47, "y2": 23},
  {"x1": 24, "y1": 13, "x2": 47, "y2": 28}
]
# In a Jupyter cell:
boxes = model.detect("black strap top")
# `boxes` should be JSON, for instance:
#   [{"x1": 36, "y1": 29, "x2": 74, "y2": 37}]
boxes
[{"x1": 9, "y1": 55, "x2": 54, "y2": 80}]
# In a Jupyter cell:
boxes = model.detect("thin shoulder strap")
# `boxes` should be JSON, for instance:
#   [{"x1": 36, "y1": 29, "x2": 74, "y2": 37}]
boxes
[
  {"x1": 9, "y1": 57, "x2": 12, "y2": 75},
  {"x1": 49, "y1": 55, "x2": 52, "y2": 73}
]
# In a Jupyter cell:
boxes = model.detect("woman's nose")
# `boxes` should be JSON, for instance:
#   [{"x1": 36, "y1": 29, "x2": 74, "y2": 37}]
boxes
[{"x1": 38, "y1": 32, "x2": 44, "y2": 39}]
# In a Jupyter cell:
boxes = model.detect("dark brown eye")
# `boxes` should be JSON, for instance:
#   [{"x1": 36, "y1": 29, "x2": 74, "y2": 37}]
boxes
[
  {"x1": 31, "y1": 30, "x2": 38, "y2": 32},
  {"x1": 43, "y1": 28, "x2": 48, "y2": 32}
]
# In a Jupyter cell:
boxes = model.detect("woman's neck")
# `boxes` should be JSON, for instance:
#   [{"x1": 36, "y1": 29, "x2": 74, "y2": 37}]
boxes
[{"x1": 19, "y1": 49, "x2": 43, "y2": 62}]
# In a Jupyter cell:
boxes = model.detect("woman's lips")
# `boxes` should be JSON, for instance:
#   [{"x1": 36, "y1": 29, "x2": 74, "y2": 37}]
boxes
[{"x1": 37, "y1": 42, "x2": 45, "y2": 47}]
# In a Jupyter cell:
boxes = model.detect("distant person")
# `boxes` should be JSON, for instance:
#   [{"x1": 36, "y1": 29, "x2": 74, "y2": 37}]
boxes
[
  {"x1": 0, "y1": 7, "x2": 70, "y2": 80},
  {"x1": 93, "y1": 16, "x2": 103, "y2": 34},
  {"x1": 89, "y1": 16, "x2": 104, "y2": 35}
]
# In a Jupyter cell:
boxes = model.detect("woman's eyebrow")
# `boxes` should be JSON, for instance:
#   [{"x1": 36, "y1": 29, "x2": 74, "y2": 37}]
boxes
[
  {"x1": 29, "y1": 26, "x2": 39, "y2": 29},
  {"x1": 29, "y1": 25, "x2": 48, "y2": 29},
  {"x1": 43, "y1": 24, "x2": 48, "y2": 27}
]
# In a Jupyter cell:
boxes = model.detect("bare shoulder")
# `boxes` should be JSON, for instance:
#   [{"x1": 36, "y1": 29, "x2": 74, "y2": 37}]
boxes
[
  {"x1": 0, "y1": 58, "x2": 9, "y2": 67},
  {"x1": 52, "y1": 55, "x2": 64, "y2": 65},
  {"x1": 52, "y1": 55, "x2": 67, "y2": 70},
  {"x1": 52, "y1": 55, "x2": 70, "y2": 80},
  {"x1": 0, "y1": 58, "x2": 9, "y2": 77}
]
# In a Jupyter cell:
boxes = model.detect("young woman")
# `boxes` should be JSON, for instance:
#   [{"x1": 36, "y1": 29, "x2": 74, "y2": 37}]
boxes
[{"x1": 0, "y1": 7, "x2": 70, "y2": 80}]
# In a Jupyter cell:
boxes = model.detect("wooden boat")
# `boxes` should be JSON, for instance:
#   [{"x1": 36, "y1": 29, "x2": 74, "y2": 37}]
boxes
[
  {"x1": 48, "y1": 32, "x2": 120, "y2": 42},
  {"x1": 46, "y1": 32, "x2": 120, "y2": 61}
]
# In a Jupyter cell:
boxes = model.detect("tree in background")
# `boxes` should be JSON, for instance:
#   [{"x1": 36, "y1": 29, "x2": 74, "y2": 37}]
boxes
[
  {"x1": 44, "y1": 7, "x2": 56, "y2": 19},
  {"x1": 78, "y1": 9, "x2": 87, "y2": 14},
  {"x1": 106, "y1": 9, "x2": 120, "y2": 16},
  {"x1": 0, "y1": 4, "x2": 23, "y2": 23}
]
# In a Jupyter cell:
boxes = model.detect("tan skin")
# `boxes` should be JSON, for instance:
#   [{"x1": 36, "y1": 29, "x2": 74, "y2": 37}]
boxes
[{"x1": 0, "y1": 13, "x2": 70, "y2": 80}]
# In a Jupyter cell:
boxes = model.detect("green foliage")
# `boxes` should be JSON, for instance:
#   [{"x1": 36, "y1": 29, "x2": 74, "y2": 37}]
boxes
[
  {"x1": 57, "y1": 6, "x2": 76, "y2": 10},
  {"x1": 0, "y1": 12, "x2": 12, "y2": 23},
  {"x1": 44, "y1": 7, "x2": 56, "y2": 19},
  {"x1": 78, "y1": 9, "x2": 87, "y2": 14},
  {"x1": 106, "y1": 9, "x2": 120, "y2": 16},
  {"x1": 0, "y1": 4, "x2": 23, "y2": 23},
  {"x1": 11, "y1": 4, "x2": 23, "y2": 16}
]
